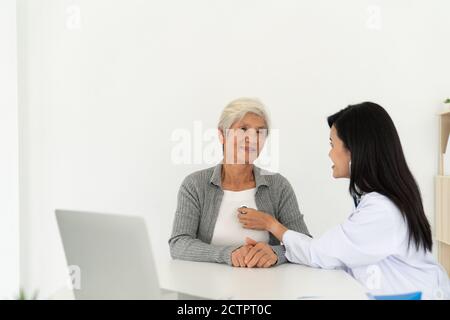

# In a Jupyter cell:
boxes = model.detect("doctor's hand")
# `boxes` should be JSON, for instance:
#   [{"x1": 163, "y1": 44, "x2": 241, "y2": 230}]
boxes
[
  {"x1": 243, "y1": 237, "x2": 278, "y2": 268},
  {"x1": 237, "y1": 207, "x2": 276, "y2": 231}
]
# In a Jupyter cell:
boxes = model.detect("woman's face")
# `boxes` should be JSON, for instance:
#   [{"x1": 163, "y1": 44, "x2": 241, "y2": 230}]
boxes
[
  {"x1": 220, "y1": 113, "x2": 267, "y2": 165},
  {"x1": 329, "y1": 125, "x2": 351, "y2": 178}
]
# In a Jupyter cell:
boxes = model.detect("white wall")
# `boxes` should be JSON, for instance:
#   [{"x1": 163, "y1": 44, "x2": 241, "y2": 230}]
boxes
[
  {"x1": 17, "y1": 0, "x2": 450, "y2": 297},
  {"x1": 0, "y1": 0, "x2": 19, "y2": 299}
]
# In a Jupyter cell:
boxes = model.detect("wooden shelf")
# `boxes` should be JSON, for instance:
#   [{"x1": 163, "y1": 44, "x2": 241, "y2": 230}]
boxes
[
  {"x1": 438, "y1": 242, "x2": 450, "y2": 276},
  {"x1": 436, "y1": 111, "x2": 450, "y2": 276},
  {"x1": 438, "y1": 111, "x2": 450, "y2": 175},
  {"x1": 438, "y1": 109, "x2": 450, "y2": 116},
  {"x1": 436, "y1": 176, "x2": 450, "y2": 244}
]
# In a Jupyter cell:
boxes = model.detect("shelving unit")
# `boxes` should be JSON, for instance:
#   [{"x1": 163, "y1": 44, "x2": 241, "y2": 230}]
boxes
[{"x1": 436, "y1": 109, "x2": 450, "y2": 276}]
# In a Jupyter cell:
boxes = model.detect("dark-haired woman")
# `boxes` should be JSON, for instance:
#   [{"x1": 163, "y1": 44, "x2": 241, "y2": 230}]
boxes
[{"x1": 238, "y1": 102, "x2": 449, "y2": 299}]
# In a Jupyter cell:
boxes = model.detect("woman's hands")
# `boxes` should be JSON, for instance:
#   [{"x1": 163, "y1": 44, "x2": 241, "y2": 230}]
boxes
[
  {"x1": 231, "y1": 238, "x2": 278, "y2": 268},
  {"x1": 231, "y1": 207, "x2": 289, "y2": 268},
  {"x1": 244, "y1": 238, "x2": 278, "y2": 268},
  {"x1": 231, "y1": 243, "x2": 253, "y2": 268}
]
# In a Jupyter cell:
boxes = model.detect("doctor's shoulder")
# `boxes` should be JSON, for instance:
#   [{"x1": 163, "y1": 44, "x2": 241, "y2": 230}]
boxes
[{"x1": 352, "y1": 192, "x2": 405, "y2": 226}]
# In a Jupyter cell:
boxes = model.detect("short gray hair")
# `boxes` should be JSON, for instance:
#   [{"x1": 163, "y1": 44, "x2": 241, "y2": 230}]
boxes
[{"x1": 218, "y1": 98, "x2": 270, "y2": 133}]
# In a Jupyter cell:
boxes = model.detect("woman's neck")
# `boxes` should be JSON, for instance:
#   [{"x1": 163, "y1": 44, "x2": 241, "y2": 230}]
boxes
[{"x1": 221, "y1": 163, "x2": 255, "y2": 190}]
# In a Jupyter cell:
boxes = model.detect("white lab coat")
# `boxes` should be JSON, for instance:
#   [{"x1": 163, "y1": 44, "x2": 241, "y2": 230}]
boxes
[{"x1": 283, "y1": 192, "x2": 450, "y2": 299}]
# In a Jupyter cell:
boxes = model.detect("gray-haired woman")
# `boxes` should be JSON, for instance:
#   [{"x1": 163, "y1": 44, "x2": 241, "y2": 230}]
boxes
[{"x1": 169, "y1": 98, "x2": 311, "y2": 268}]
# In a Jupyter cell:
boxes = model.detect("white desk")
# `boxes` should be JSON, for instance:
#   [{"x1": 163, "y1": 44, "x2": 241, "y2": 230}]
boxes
[
  {"x1": 158, "y1": 260, "x2": 368, "y2": 300},
  {"x1": 51, "y1": 260, "x2": 368, "y2": 300}
]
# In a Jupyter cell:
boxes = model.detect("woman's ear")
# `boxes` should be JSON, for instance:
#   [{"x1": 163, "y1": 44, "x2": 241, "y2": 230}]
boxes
[
  {"x1": 218, "y1": 129, "x2": 225, "y2": 145},
  {"x1": 346, "y1": 149, "x2": 352, "y2": 162},
  {"x1": 347, "y1": 152, "x2": 352, "y2": 178}
]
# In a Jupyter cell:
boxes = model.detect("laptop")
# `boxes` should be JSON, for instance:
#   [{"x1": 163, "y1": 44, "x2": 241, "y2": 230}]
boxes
[{"x1": 55, "y1": 209, "x2": 161, "y2": 299}]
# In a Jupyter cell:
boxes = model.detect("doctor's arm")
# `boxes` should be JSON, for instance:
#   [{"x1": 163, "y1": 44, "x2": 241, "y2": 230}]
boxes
[{"x1": 271, "y1": 199, "x2": 400, "y2": 269}]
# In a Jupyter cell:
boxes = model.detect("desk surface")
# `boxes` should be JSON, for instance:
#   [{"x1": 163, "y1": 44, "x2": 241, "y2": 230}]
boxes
[{"x1": 158, "y1": 260, "x2": 368, "y2": 300}]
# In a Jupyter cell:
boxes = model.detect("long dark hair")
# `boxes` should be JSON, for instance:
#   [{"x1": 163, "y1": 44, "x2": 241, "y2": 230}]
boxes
[{"x1": 327, "y1": 102, "x2": 432, "y2": 252}]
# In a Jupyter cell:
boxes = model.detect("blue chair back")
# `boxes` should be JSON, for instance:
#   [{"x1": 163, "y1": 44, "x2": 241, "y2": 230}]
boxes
[{"x1": 369, "y1": 291, "x2": 422, "y2": 300}]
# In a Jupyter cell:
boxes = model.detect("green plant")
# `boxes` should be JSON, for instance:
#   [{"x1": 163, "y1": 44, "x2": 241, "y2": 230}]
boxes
[
  {"x1": 15, "y1": 288, "x2": 39, "y2": 300},
  {"x1": 444, "y1": 98, "x2": 450, "y2": 104}
]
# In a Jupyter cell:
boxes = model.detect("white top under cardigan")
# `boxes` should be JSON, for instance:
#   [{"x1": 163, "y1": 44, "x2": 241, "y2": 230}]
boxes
[
  {"x1": 210, "y1": 188, "x2": 270, "y2": 246},
  {"x1": 282, "y1": 192, "x2": 450, "y2": 299}
]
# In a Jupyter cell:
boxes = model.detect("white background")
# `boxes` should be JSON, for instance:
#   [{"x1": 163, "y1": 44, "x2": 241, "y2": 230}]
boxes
[
  {"x1": 12, "y1": 0, "x2": 450, "y2": 297},
  {"x1": 0, "y1": 0, "x2": 19, "y2": 299}
]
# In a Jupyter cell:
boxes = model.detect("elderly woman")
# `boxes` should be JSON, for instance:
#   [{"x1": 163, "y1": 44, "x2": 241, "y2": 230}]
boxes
[{"x1": 169, "y1": 98, "x2": 310, "y2": 268}]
